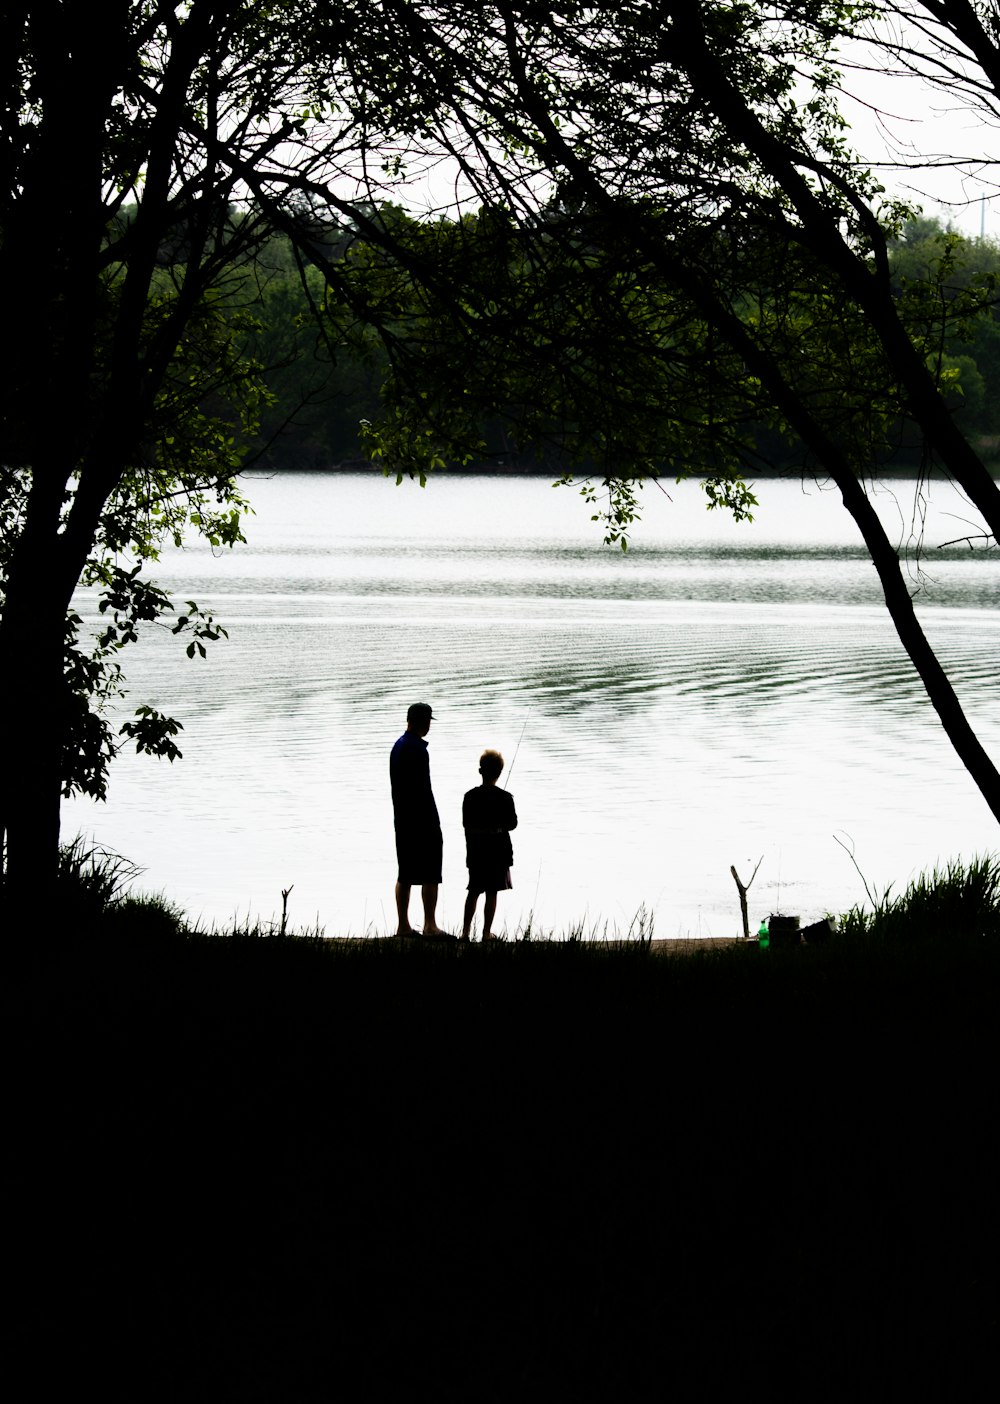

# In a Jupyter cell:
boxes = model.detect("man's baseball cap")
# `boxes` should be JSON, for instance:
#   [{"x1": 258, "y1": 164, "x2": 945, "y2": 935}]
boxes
[{"x1": 407, "y1": 702, "x2": 434, "y2": 723}]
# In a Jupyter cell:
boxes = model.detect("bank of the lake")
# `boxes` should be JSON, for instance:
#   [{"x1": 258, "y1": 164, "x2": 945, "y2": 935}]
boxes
[{"x1": 11, "y1": 863, "x2": 997, "y2": 1399}]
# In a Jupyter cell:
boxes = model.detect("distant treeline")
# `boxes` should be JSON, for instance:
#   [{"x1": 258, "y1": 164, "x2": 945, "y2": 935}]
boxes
[{"x1": 234, "y1": 211, "x2": 1000, "y2": 472}]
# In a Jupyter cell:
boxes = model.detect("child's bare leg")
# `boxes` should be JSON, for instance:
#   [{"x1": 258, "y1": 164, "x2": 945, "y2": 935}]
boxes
[
  {"x1": 482, "y1": 890, "x2": 497, "y2": 940},
  {"x1": 462, "y1": 891, "x2": 478, "y2": 940}
]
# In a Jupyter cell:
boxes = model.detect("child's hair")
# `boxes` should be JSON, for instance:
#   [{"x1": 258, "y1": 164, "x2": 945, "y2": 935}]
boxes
[{"x1": 479, "y1": 748, "x2": 504, "y2": 781}]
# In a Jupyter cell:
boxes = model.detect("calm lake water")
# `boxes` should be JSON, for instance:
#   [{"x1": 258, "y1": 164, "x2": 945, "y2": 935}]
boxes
[{"x1": 64, "y1": 470, "x2": 1000, "y2": 938}]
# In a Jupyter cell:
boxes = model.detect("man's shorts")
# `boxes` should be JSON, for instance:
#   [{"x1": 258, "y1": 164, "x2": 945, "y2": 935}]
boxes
[{"x1": 395, "y1": 827, "x2": 443, "y2": 886}]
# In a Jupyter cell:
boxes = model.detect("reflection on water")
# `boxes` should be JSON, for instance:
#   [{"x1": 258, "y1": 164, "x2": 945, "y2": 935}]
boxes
[{"x1": 64, "y1": 472, "x2": 1000, "y2": 937}]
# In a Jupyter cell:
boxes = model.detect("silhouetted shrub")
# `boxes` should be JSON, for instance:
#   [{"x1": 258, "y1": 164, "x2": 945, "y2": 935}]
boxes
[
  {"x1": 102, "y1": 891, "x2": 188, "y2": 942},
  {"x1": 840, "y1": 854, "x2": 1000, "y2": 944}
]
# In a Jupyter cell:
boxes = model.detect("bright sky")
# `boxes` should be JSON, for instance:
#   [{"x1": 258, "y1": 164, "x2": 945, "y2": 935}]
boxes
[
  {"x1": 359, "y1": 10, "x2": 1000, "y2": 241},
  {"x1": 838, "y1": 82, "x2": 998, "y2": 238},
  {"x1": 833, "y1": 15, "x2": 999, "y2": 240}
]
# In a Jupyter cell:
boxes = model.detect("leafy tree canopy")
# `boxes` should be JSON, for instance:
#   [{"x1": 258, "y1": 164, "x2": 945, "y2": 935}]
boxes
[{"x1": 3, "y1": 0, "x2": 1000, "y2": 910}]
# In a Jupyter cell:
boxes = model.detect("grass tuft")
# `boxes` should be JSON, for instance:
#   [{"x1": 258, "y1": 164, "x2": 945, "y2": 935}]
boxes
[
  {"x1": 56, "y1": 834, "x2": 144, "y2": 925},
  {"x1": 839, "y1": 853, "x2": 1000, "y2": 944},
  {"x1": 101, "y1": 891, "x2": 188, "y2": 942}
]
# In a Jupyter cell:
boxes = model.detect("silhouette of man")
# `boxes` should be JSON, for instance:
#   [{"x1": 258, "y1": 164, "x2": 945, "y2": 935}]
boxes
[{"x1": 390, "y1": 702, "x2": 451, "y2": 938}]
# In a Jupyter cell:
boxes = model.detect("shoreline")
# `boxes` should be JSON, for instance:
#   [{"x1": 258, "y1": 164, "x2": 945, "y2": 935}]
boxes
[{"x1": 319, "y1": 932, "x2": 749, "y2": 952}]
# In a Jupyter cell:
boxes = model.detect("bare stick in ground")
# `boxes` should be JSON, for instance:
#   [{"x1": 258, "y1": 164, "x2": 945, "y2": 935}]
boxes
[
  {"x1": 280, "y1": 885, "x2": 294, "y2": 938},
  {"x1": 730, "y1": 857, "x2": 763, "y2": 941}
]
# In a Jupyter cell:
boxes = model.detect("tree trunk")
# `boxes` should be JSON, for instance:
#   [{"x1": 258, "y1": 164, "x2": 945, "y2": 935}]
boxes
[
  {"x1": 1, "y1": 613, "x2": 67, "y2": 930},
  {"x1": 826, "y1": 471, "x2": 1000, "y2": 827},
  {"x1": 0, "y1": 633, "x2": 66, "y2": 927},
  {"x1": 0, "y1": 470, "x2": 81, "y2": 927},
  {"x1": 696, "y1": 291, "x2": 1000, "y2": 826}
]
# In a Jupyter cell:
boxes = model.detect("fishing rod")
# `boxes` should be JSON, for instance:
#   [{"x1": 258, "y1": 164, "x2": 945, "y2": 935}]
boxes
[{"x1": 502, "y1": 714, "x2": 530, "y2": 789}]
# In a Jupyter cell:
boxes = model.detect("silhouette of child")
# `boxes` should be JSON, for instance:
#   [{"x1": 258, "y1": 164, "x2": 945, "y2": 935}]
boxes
[{"x1": 461, "y1": 749, "x2": 518, "y2": 942}]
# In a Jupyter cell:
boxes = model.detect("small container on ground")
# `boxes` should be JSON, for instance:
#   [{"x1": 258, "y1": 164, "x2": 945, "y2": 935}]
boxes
[
  {"x1": 768, "y1": 913, "x2": 801, "y2": 948},
  {"x1": 800, "y1": 916, "x2": 838, "y2": 945}
]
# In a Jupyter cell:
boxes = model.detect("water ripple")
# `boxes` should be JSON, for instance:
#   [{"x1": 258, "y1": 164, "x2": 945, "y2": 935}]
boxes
[{"x1": 65, "y1": 473, "x2": 1000, "y2": 938}]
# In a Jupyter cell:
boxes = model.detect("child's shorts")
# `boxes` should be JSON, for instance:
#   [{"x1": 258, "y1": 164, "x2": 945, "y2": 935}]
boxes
[{"x1": 467, "y1": 867, "x2": 512, "y2": 896}]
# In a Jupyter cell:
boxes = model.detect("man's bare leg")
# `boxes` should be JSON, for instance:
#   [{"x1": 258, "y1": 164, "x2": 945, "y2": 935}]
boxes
[
  {"x1": 422, "y1": 882, "x2": 448, "y2": 935},
  {"x1": 395, "y1": 881, "x2": 416, "y2": 935},
  {"x1": 482, "y1": 891, "x2": 497, "y2": 941}
]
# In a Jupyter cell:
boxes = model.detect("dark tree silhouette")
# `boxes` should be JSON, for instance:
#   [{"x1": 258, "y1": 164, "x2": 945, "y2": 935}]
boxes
[{"x1": 3, "y1": 0, "x2": 998, "y2": 922}]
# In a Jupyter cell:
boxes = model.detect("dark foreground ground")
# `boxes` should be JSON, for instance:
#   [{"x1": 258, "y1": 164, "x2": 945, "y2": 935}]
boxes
[{"x1": 9, "y1": 930, "x2": 998, "y2": 1401}]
